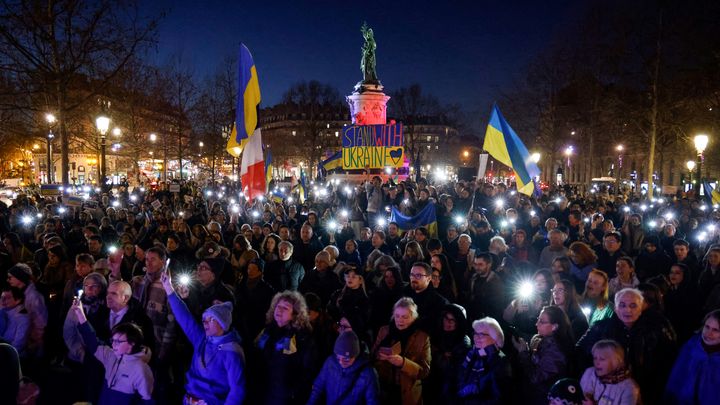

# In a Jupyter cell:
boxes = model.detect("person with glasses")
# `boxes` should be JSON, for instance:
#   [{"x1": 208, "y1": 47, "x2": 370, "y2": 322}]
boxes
[
  {"x1": 551, "y1": 279, "x2": 588, "y2": 343},
  {"x1": 597, "y1": 232, "x2": 625, "y2": 279},
  {"x1": 308, "y1": 330, "x2": 380, "y2": 405},
  {"x1": 72, "y1": 299, "x2": 154, "y2": 405},
  {"x1": 403, "y1": 262, "x2": 449, "y2": 332},
  {"x1": 512, "y1": 306, "x2": 574, "y2": 404},
  {"x1": 372, "y1": 297, "x2": 431, "y2": 405},
  {"x1": 456, "y1": 316, "x2": 511, "y2": 403}
]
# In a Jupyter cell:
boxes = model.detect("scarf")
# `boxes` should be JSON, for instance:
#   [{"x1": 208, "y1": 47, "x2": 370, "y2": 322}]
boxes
[
  {"x1": 597, "y1": 366, "x2": 630, "y2": 385},
  {"x1": 380, "y1": 321, "x2": 418, "y2": 351}
]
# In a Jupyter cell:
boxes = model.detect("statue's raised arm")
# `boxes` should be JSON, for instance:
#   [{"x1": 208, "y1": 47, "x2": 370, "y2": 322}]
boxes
[{"x1": 360, "y1": 22, "x2": 378, "y2": 83}]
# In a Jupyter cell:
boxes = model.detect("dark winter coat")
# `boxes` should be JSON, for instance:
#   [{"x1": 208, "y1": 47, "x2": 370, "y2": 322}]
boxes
[
  {"x1": 455, "y1": 345, "x2": 512, "y2": 405},
  {"x1": 254, "y1": 323, "x2": 318, "y2": 405},
  {"x1": 307, "y1": 354, "x2": 380, "y2": 405},
  {"x1": 299, "y1": 269, "x2": 343, "y2": 307},
  {"x1": 517, "y1": 335, "x2": 569, "y2": 404}
]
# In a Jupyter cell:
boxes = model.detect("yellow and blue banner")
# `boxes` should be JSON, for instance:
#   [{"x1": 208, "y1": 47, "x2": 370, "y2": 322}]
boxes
[
  {"x1": 293, "y1": 168, "x2": 308, "y2": 204},
  {"x1": 483, "y1": 104, "x2": 541, "y2": 196},
  {"x1": 703, "y1": 181, "x2": 720, "y2": 205},
  {"x1": 318, "y1": 151, "x2": 342, "y2": 178},
  {"x1": 227, "y1": 43, "x2": 262, "y2": 157},
  {"x1": 389, "y1": 203, "x2": 438, "y2": 238},
  {"x1": 342, "y1": 123, "x2": 404, "y2": 169},
  {"x1": 265, "y1": 148, "x2": 274, "y2": 190}
]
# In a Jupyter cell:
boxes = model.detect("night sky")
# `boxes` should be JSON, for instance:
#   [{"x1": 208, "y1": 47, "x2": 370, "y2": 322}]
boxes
[{"x1": 143, "y1": 0, "x2": 582, "y2": 126}]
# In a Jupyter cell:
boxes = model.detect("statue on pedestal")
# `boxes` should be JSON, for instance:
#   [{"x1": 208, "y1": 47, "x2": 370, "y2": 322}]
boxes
[{"x1": 360, "y1": 22, "x2": 379, "y2": 84}]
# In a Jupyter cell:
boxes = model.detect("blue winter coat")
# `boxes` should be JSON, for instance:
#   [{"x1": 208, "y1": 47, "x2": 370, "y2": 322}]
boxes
[
  {"x1": 664, "y1": 333, "x2": 720, "y2": 405},
  {"x1": 168, "y1": 293, "x2": 246, "y2": 405},
  {"x1": 307, "y1": 354, "x2": 380, "y2": 405}
]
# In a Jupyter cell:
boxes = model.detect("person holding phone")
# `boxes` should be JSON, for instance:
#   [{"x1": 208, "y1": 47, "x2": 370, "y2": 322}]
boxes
[{"x1": 372, "y1": 297, "x2": 430, "y2": 405}]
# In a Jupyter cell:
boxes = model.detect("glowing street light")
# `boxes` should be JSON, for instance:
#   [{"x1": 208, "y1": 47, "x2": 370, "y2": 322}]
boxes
[
  {"x1": 694, "y1": 134, "x2": 710, "y2": 183},
  {"x1": 96, "y1": 111, "x2": 110, "y2": 185},
  {"x1": 149, "y1": 133, "x2": 157, "y2": 142},
  {"x1": 530, "y1": 152, "x2": 541, "y2": 164},
  {"x1": 45, "y1": 113, "x2": 57, "y2": 184}
]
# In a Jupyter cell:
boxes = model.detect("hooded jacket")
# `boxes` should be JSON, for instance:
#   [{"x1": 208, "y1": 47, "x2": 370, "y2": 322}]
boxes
[
  {"x1": 168, "y1": 293, "x2": 246, "y2": 405},
  {"x1": 307, "y1": 354, "x2": 380, "y2": 405},
  {"x1": 77, "y1": 322, "x2": 154, "y2": 405}
]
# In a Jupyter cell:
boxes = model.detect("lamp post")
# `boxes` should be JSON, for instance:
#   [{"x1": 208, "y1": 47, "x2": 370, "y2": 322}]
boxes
[
  {"x1": 694, "y1": 134, "x2": 709, "y2": 185},
  {"x1": 564, "y1": 146, "x2": 573, "y2": 184},
  {"x1": 45, "y1": 113, "x2": 56, "y2": 184},
  {"x1": 96, "y1": 112, "x2": 110, "y2": 187},
  {"x1": 615, "y1": 144, "x2": 624, "y2": 195},
  {"x1": 686, "y1": 160, "x2": 696, "y2": 189}
]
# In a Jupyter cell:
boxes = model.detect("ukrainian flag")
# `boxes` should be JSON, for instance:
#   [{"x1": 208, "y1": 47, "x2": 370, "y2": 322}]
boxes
[
  {"x1": 390, "y1": 203, "x2": 438, "y2": 238},
  {"x1": 294, "y1": 168, "x2": 307, "y2": 204},
  {"x1": 265, "y1": 148, "x2": 274, "y2": 190},
  {"x1": 483, "y1": 104, "x2": 541, "y2": 196},
  {"x1": 703, "y1": 181, "x2": 720, "y2": 205},
  {"x1": 319, "y1": 151, "x2": 342, "y2": 177},
  {"x1": 227, "y1": 43, "x2": 262, "y2": 157}
]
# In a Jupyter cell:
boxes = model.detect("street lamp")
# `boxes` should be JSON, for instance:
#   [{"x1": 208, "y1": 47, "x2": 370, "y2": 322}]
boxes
[
  {"x1": 530, "y1": 152, "x2": 541, "y2": 164},
  {"x1": 615, "y1": 145, "x2": 624, "y2": 195},
  {"x1": 149, "y1": 133, "x2": 157, "y2": 142},
  {"x1": 45, "y1": 113, "x2": 56, "y2": 184},
  {"x1": 694, "y1": 134, "x2": 709, "y2": 183},
  {"x1": 564, "y1": 146, "x2": 573, "y2": 184},
  {"x1": 96, "y1": 112, "x2": 110, "y2": 186},
  {"x1": 687, "y1": 160, "x2": 696, "y2": 188}
]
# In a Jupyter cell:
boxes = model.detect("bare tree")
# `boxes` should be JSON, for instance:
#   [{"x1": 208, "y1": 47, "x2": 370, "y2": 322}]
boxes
[{"x1": 0, "y1": 0, "x2": 161, "y2": 184}]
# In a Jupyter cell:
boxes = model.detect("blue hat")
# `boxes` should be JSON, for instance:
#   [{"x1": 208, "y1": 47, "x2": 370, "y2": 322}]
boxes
[{"x1": 203, "y1": 301, "x2": 233, "y2": 332}]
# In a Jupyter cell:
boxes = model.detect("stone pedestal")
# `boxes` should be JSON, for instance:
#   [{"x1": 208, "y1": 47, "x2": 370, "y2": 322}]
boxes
[{"x1": 346, "y1": 81, "x2": 390, "y2": 125}]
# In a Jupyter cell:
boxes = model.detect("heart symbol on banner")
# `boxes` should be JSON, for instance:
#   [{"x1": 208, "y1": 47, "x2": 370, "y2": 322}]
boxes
[{"x1": 388, "y1": 148, "x2": 403, "y2": 165}]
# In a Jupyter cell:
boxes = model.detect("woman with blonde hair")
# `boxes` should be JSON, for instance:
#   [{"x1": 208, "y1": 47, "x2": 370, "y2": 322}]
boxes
[
  {"x1": 581, "y1": 269, "x2": 614, "y2": 327},
  {"x1": 372, "y1": 297, "x2": 431, "y2": 405},
  {"x1": 254, "y1": 290, "x2": 317, "y2": 405},
  {"x1": 580, "y1": 340, "x2": 640, "y2": 405}
]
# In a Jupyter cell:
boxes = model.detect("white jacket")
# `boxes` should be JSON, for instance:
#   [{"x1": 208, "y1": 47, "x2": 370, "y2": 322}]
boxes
[{"x1": 580, "y1": 367, "x2": 640, "y2": 405}]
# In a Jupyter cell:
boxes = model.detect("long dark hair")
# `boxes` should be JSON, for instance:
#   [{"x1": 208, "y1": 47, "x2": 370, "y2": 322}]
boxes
[{"x1": 541, "y1": 305, "x2": 574, "y2": 355}]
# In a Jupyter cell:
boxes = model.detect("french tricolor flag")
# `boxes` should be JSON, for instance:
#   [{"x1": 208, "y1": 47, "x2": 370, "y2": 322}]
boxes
[{"x1": 240, "y1": 128, "x2": 266, "y2": 201}]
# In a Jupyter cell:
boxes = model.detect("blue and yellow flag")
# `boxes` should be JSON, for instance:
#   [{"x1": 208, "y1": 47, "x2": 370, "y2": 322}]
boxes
[
  {"x1": 318, "y1": 151, "x2": 342, "y2": 178},
  {"x1": 390, "y1": 203, "x2": 438, "y2": 238},
  {"x1": 483, "y1": 104, "x2": 541, "y2": 196},
  {"x1": 703, "y1": 181, "x2": 720, "y2": 205},
  {"x1": 293, "y1": 168, "x2": 308, "y2": 204},
  {"x1": 227, "y1": 43, "x2": 262, "y2": 157},
  {"x1": 265, "y1": 148, "x2": 273, "y2": 190}
]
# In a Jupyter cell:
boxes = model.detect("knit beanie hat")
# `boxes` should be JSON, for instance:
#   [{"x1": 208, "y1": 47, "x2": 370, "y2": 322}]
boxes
[
  {"x1": 202, "y1": 257, "x2": 226, "y2": 279},
  {"x1": 334, "y1": 331, "x2": 360, "y2": 358},
  {"x1": 547, "y1": 378, "x2": 584, "y2": 405},
  {"x1": 203, "y1": 301, "x2": 233, "y2": 332},
  {"x1": 8, "y1": 264, "x2": 32, "y2": 285}
]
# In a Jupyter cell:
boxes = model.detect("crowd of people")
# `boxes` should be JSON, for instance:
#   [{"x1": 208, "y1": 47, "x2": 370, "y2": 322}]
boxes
[{"x1": 1, "y1": 174, "x2": 720, "y2": 405}]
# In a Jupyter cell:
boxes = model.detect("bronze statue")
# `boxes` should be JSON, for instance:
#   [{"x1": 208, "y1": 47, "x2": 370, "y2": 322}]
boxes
[{"x1": 360, "y1": 22, "x2": 379, "y2": 83}]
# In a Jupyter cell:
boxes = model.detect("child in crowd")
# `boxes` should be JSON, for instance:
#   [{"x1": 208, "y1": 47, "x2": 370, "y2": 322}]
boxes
[
  {"x1": 580, "y1": 339, "x2": 639, "y2": 405},
  {"x1": 72, "y1": 299, "x2": 154, "y2": 405}
]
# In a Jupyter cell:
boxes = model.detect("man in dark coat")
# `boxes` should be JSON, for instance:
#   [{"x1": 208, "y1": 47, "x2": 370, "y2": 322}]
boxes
[
  {"x1": 402, "y1": 262, "x2": 449, "y2": 332},
  {"x1": 292, "y1": 224, "x2": 324, "y2": 273}
]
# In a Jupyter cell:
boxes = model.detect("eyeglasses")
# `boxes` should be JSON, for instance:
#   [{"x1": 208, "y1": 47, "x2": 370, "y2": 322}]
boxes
[
  {"x1": 111, "y1": 339, "x2": 128, "y2": 345},
  {"x1": 409, "y1": 273, "x2": 429, "y2": 279},
  {"x1": 537, "y1": 320, "x2": 552, "y2": 325}
]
